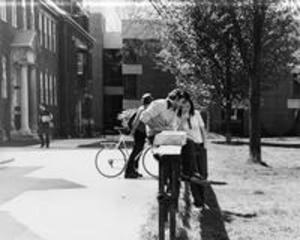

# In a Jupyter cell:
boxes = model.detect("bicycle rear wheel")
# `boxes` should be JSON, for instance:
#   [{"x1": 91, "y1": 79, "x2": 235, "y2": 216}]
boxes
[
  {"x1": 95, "y1": 143, "x2": 127, "y2": 178},
  {"x1": 142, "y1": 147, "x2": 158, "y2": 178}
]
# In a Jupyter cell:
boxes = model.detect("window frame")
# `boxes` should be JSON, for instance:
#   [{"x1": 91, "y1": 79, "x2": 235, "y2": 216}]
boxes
[
  {"x1": 39, "y1": 12, "x2": 43, "y2": 46},
  {"x1": 1, "y1": 56, "x2": 8, "y2": 99},
  {"x1": 39, "y1": 71, "x2": 44, "y2": 103},
  {"x1": 0, "y1": 0, "x2": 7, "y2": 22},
  {"x1": 53, "y1": 75, "x2": 57, "y2": 106},
  {"x1": 11, "y1": 0, "x2": 17, "y2": 27}
]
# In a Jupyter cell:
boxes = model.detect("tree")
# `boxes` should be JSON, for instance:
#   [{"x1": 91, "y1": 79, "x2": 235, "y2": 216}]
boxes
[
  {"x1": 227, "y1": 0, "x2": 300, "y2": 163},
  {"x1": 147, "y1": 0, "x2": 300, "y2": 164},
  {"x1": 148, "y1": 0, "x2": 249, "y2": 143}
]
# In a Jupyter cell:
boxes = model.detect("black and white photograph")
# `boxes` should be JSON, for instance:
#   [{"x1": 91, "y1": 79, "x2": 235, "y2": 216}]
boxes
[{"x1": 0, "y1": 0, "x2": 300, "y2": 239}]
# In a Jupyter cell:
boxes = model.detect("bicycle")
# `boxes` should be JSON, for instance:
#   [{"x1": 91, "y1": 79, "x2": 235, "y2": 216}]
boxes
[{"x1": 95, "y1": 127, "x2": 158, "y2": 178}]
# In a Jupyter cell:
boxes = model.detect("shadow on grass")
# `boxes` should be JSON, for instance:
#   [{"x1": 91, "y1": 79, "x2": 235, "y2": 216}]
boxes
[
  {"x1": 212, "y1": 140, "x2": 300, "y2": 149},
  {"x1": 221, "y1": 211, "x2": 257, "y2": 223},
  {"x1": 0, "y1": 139, "x2": 40, "y2": 147},
  {"x1": 199, "y1": 185, "x2": 230, "y2": 240},
  {"x1": 209, "y1": 181, "x2": 228, "y2": 186}
]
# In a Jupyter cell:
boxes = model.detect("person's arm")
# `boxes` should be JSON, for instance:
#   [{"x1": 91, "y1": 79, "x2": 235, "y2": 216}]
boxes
[
  {"x1": 140, "y1": 101, "x2": 161, "y2": 125},
  {"x1": 130, "y1": 108, "x2": 143, "y2": 135}
]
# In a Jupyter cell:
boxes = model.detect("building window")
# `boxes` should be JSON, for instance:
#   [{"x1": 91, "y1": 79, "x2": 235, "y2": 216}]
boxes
[
  {"x1": 53, "y1": 22, "x2": 56, "y2": 52},
  {"x1": 53, "y1": 75, "x2": 57, "y2": 105},
  {"x1": 43, "y1": 15, "x2": 47, "y2": 49},
  {"x1": 293, "y1": 78, "x2": 300, "y2": 97},
  {"x1": 104, "y1": 50, "x2": 122, "y2": 86},
  {"x1": 49, "y1": 74, "x2": 53, "y2": 105},
  {"x1": 11, "y1": 0, "x2": 17, "y2": 27},
  {"x1": 21, "y1": 0, "x2": 26, "y2": 29},
  {"x1": 39, "y1": 12, "x2": 43, "y2": 46},
  {"x1": 45, "y1": 72, "x2": 49, "y2": 104},
  {"x1": 124, "y1": 75, "x2": 138, "y2": 99},
  {"x1": 49, "y1": 20, "x2": 52, "y2": 51},
  {"x1": 1, "y1": 56, "x2": 8, "y2": 99},
  {"x1": 39, "y1": 72, "x2": 44, "y2": 103},
  {"x1": 47, "y1": 18, "x2": 51, "y2": 51},
  {"x1": 0, "y1": 0, "x2": 7, "y2": 22},
  {"x1": 77, "y1": 53, "x2": 84, "y2": 75},
  {"x1": 30, "y1": 0, "x2": 35, "y2": 30}
]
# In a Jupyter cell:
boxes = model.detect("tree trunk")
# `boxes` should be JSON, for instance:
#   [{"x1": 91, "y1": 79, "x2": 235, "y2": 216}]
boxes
[
  {"x1": 249, "y1": 73, "x2": 261, "y2": 163},
  {"x1": 225, "y1": 38, "x2": 232, "y2": 144},
  {"x1": 249, "y1": 0, "x2": 264, "y2": 164}
]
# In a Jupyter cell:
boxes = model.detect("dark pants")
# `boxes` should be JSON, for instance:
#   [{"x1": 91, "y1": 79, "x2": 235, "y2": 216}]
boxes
[
  {"x1": 38, "y1": 126, "x2": 50, "y2": 147},
  {"x1": 125, "y1": 130, "x2": 146, "y2": 175},
  {"x1": 181, "y1": 140, "x2": 208, "y2": 204}
]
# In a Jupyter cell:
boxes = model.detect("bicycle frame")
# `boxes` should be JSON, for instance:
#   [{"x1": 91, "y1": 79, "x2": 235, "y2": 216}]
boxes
[
  {"x1": 114, "y1": 129, "x2": 130, "y2": 156},
  {"x1": 115, "y1": 129, "x2": 152, "y2": 161}
]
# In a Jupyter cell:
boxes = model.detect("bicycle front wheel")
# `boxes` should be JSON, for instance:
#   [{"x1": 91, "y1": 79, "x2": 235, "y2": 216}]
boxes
[
  {"x1": 95, "y1": 146, "x2": 127, "y2": 178},
  {"x1": 142, "y1": 147, "x2": 159, "y2": 179}
]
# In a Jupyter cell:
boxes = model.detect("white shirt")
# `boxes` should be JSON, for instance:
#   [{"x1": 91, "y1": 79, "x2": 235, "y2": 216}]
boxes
[
  {"x1": 140, "y1": 99, "x2": 177, "y2": 136},
  {"x1": 178, "y1": 110, "x2": 205, "y2": 144}
]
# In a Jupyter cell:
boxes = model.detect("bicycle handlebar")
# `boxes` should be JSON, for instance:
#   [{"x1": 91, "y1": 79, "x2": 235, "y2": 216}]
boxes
[{"x1": 113, "y1": 126, "x2": 130, "y2": 135}]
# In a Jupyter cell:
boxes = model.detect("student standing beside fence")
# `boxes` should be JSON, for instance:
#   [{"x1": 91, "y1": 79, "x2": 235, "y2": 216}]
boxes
[{"x1": 177, "y1": 93, "x2": 208, "y2": 208}]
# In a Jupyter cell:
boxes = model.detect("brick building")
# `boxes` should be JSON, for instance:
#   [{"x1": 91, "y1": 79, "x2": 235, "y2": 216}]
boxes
[
  {"x1": 89, "y1": 12, "x2": 105, "y2": 134},
  {"x1": 100, "y1": 20, "x2": 176, "y2": 132},
  {"x1": 121, "y1": 20, "x2": 175, "y2": 109},
  {"x1": 102, "y1": 31, "x2": 123, "y2": 131},
  {"x1": 0, "y1": 0, "x2": 94, "y2": 141}
]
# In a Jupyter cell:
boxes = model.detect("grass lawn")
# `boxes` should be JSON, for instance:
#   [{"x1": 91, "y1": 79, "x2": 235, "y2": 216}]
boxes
[{"x1": 141, "y1": 140, "x2": 300, "y2": 240}]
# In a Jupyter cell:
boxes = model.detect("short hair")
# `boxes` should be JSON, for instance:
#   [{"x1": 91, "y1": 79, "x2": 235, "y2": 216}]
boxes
[
  {"x1": 142, "y1": 93, "x2": 153, "y2": 105},
  {"x1": 167, "y1": 88, "x2": 184, "y2": 100}
]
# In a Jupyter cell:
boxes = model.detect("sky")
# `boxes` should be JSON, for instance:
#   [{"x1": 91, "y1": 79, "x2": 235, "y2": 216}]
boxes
[
  {"x1": 83, "y1": 0, "x2": 300, "y2": 32},
  {"x1": 83, "y1": 0, "x2": 155, "y2": 32}
]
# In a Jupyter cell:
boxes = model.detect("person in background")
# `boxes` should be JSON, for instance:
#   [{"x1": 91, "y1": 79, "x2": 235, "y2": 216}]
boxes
[
  {"x1": 139, "y1": 88, "x2": 187, "y2": 144},
  {"x1": 177, "y1": 93, "x2": 208, "y2": 208},
  {"x1": 124, "y1": 93, "x2": 153, "y2": 179},
  {"x1": 38, "y1": 104, "x2": 53, "y2": 148}
]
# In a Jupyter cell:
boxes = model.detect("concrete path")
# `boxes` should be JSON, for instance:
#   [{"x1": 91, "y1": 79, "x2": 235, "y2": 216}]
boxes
[{"x1": 0, "y1": 147, "x2": 157, "y2": 240}]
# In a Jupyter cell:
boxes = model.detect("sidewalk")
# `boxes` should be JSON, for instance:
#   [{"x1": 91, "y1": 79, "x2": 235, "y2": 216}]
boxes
[
  {"x1": 1, "y1": 134, "x2": 299, "y2": 149},
  {"x1": 0, "y1": 135, "x2": 134, "y2": 149}
]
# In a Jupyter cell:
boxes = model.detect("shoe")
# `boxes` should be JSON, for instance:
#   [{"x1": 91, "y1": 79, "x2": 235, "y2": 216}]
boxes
[
  {"x1": 40, "y1": 144, "x2": 44, "y2": 148},
  {"x1": 134, "y1": 171, "x2": 143, "y2": 178},
  {"x1": 124, "y1": 172, "x2": 139, "y2": 179},
  {"x1": 194, "y1": 201, "x2": 204, "y2": 209},
  {"x1": 190, "y1": 176, "x2": 209, "y2": 185}
]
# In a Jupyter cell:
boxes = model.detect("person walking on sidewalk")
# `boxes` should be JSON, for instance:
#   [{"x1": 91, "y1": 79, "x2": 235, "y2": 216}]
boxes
[
  {"x1": 125, "y1": 93, "x2": 153, "y2": 179},
  {"x1": 38, "y1": 104, "x2": 53, "y2": 148},
  {"x1": 177, "y1": 93, "x2": 208, "y2": 208}
]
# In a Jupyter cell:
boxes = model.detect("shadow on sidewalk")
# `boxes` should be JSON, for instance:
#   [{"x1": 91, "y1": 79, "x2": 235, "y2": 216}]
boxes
[
  {"x1": 199, "y1": 185, "x2": 230, "y2": 240},
  {"x1": 0, "y1": 139, "x2": 40, "y2": 147},
  {"x1": 0, "y1": 166, "x2": 86, "y2": 205}
]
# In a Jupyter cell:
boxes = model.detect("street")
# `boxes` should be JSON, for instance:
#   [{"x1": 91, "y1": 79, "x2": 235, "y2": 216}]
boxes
[{"x1": 0, "y1": 144, "x2": 157, "y2": 240}]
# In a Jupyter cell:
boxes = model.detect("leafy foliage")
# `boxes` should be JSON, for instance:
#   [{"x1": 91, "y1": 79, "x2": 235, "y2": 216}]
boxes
[{"x1": 145, "y1": 0, "x2": 300, "y2": 108}]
